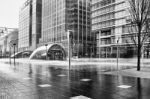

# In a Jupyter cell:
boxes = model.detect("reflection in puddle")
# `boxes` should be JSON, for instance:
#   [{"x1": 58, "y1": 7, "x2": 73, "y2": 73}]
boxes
[
  {"x1": 0, "y1": 62, "x2": 150, "y2": 99},
  {"x1": 137, "y1": 78, "x2": 142, "y2": 99},
  {"x1": 117, "y1": 85, "x2": 131, "y2": 89}
]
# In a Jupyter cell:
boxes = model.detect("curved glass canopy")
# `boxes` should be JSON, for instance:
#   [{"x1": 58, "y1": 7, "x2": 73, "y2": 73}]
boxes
[
  {"x1": 29, "y1": 44, "x2": 66, "y2": 60},
  {"x1": 11, "y1": 51, "x2": 32, "y2": 58}
]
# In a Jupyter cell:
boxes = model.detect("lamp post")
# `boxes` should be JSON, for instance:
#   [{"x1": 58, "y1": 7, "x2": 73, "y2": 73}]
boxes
[
  {"x1": 90, "y1": 46, "x2": 92, "y2": 58},
  {"x1": 68, "y1": 30, "x2": 73, "y2": 71},
  {"x1": 117, "y1": 38, "x2": 119, "y2": 71},
  {"x1": 0, "y1": 48, "x2": 2, "y2": 58},
  {"x1": 9, "y1": 46, "x2": 11, "y2": 64},
  {"x1": 13, "y1": 43, "x2": 16, "y2": 65},
  {"x1": 45, "y1": 44, "x2": 48, "y2": 60}
]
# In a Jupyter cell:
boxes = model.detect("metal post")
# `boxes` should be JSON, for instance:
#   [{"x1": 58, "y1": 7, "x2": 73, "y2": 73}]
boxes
[
  {"x1": 105, "y1": 47, "x2": 107, "y2": 58},
  {"x1": 90, "y1": 46, "x2": 92, "y2": 58},
  {"x1": 45, "y1": 44, "x2": 48, "y2": 60},
  {"x1": 68, "y1": 30, "x2": 73, "y2": 72},
  {"x1": 13, "y1": 44, "x2": 16, "y2": 65},
  {"x1": 9, "y1": 46, "x2": 11, "y2": 64},
  {"x1": 68, "y1": 32, "x2": 71, "y2": 71},
  {"x1": 16, "y1": 44, "x2": 18, "y2": 58},
  {"x1": 117, "y1": 39, "x2": 119, "y2": 71}
]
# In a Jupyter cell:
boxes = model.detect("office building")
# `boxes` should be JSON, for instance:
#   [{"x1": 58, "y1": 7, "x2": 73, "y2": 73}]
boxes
[
  {"x1": 19, "y1": 0, "x2": 94, "y2": 59},
  {"x1": 91, "y1": 0, "x2": 135, "y2": 58},
  {"x1": 39, "y1": 0, "x2": 93, "y2": 58},
  {"x1": 0, "y1": 27, "x2": 18, "y2": 57},
  {"x1": 18, "y1": 0, "x2": 42, "y2": 52}
]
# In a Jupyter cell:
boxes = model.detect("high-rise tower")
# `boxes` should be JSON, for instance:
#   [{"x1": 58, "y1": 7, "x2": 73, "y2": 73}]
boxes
[
  {"x1": 40, "y1": 0, "x2": 93, "y2": 57},
  {"x1": 18, "y1": 0, "x2": 42, "y2": 51}
]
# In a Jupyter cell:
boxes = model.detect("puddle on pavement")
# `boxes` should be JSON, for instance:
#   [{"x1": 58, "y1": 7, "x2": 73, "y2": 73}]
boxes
[{"x1": 0, "y1": 61, "x2": 150, "y2": 99}]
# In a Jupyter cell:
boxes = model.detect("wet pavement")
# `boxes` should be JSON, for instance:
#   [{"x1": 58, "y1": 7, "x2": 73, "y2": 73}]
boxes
[{"x1": 0, "y1": 61, "x2": 150, "y2": 99}]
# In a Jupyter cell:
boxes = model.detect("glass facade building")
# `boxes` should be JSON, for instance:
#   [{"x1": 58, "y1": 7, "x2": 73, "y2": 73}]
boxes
[
  {"x1": 92, "y1": 0, "x2": 134, "y2": 58},
  {"x1": 0, "y1": 28, "x2": 18, "y2": 58},
  {"x1": 40, "y1": 0, "x2": 93, "y2": 57},
  {"x1": 19, "y1": 0, "x2": 42, "y2": 52},
  {"x1": 32, "y1": 0, "x2": 42, "y2": 49},
  {"x1": 19, "y1": 0, "x2": 32, "y2": 51}
]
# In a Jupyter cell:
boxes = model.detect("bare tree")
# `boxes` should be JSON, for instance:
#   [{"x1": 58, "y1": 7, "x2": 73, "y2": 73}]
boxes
[{"x1": 128, "y1": 0, "x2": 150, "y2": 71}]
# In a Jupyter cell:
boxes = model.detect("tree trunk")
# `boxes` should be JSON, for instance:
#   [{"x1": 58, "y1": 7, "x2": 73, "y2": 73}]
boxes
[
  {"x1": 137, "y1": 25, "x2": 141, "y2": 71},
  {"x1": 147, "y1": 50, "x2": 149, "y2": 58},
  {"x1": 137, "y1": 47, "x2": 141, "y2": 71}
]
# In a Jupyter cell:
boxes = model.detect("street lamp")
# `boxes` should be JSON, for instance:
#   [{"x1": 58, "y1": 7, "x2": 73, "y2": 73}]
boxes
[
  {"x1": 0, "y1": 47, "x2": 1, "y2": 57},
  {"x1": 117, "y1": 38, "x2": 120, "y2": 71},
  {"x1": 67, "y1": 30, "x2": 73, "y2": 71},
  {"x1": 45, "y1": 44, "x2": 48, "y2": 60},
  {"x1": 13, "y1": 43, "x2": 16, "y2": 65},
  {"x1": 9, "y1": 46, "x2": 11, "y2": 64},
  {"x1": 90, "y1": 46, "x2": 92, "y2": 58}
]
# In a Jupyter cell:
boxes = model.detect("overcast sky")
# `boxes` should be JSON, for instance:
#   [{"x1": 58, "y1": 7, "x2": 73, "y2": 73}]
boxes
[{"x1": 0, "y1": 0, "x2": 25, "y2": 28}]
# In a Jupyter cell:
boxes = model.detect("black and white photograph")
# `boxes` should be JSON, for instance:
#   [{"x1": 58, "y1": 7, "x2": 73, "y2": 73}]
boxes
[{"x1": 0, "y1": 0, "x2": 150, "y2": 99}]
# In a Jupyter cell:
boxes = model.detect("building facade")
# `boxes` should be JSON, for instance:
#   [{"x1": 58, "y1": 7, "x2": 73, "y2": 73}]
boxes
[
  {"x1": 40, "y1": 0, "x2": 93, "y2": 57},
  {"x1": 32, "y1": 0, "x2": 42, "y2": 50},
  {"x1": 0, "y1": 27, "x2": 18, "y2": 57},
  {"x1": 18, "y1": 0, "x2": 42, "y2": 52},
  {"x1": 91, "y1": 0, "x2": 136, "y2": 58}
]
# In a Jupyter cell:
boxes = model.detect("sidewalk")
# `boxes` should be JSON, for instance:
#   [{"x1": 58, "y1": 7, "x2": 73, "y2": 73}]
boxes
[
  {"x1": 0, "y1": 58, "x2": 150, "y2": 79},
  {"x1": 0, "y1": 58, "x2": 149, "y2": 67},
  {"x1": 103, "y1": 68, "x2": 150, "y2": 79},
  {"x1": 0, "y1": 58, "x2": 150, "y2": 98}
]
